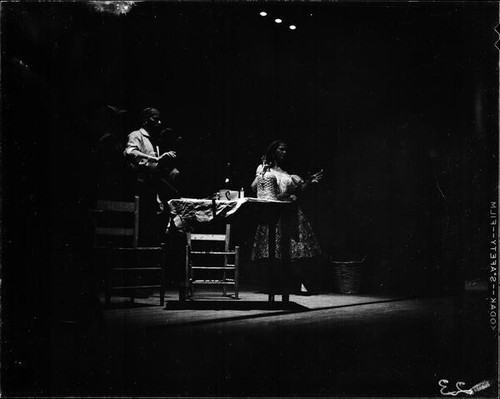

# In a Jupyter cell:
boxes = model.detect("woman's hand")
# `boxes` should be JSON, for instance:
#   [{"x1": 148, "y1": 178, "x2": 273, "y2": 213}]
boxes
[
  {"x1": 291, "y1": 169, "x2": 323, "y2": 193},
  {"x1": 307, "y1": 169, "x2": 324, "y2": 184}
]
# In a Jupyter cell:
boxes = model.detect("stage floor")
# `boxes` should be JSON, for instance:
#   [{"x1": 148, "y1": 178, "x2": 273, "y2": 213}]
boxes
[
  {"x1": 40, "y1": 287, "x2": 498, "y2": 397},
  {"x1": 99, "y1": 288, "x2": 405, "y2": 329}
]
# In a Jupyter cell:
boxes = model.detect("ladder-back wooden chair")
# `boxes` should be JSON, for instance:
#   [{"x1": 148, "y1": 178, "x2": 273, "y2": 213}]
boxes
[
  {"x1": 91, "y1": 196, "x2": 167, "y2": 305},
  {"x1": 185, "y1": 224, "x2": 240, "y2": 299}
]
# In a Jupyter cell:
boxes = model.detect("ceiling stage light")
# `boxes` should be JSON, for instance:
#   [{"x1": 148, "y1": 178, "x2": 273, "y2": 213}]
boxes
[
  {"x1": 289, "y1": 25, "x2": 297, "y2": 30},
  {"x1": 275, "y1": 18, "x2": 283, "y2": 24},
  {"x1": 260, "y1": 11, "x2": 267, "y2": 17}
]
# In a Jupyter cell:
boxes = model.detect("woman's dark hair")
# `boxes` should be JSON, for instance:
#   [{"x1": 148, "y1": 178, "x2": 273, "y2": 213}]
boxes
[{"x1": 264, "y1": 139, "x2": 287, "y2": 165}]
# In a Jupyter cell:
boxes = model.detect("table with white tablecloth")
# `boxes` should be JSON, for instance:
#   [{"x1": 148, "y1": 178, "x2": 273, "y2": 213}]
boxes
[{"x1": 167, "y1": 197, "x2": 296, "y2": 302}]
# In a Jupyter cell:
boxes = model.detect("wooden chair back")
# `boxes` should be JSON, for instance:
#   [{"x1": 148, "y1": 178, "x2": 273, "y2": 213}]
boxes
[
  {"x1": 185, "y1": 224, "x2": 239, "y2": 299},
  {"x1": 92, "y1": 196, "x2": 140, "y2": 248}
]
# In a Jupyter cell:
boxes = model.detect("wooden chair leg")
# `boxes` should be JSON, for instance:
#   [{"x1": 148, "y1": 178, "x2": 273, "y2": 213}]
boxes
[
  {"x1": 160, "y1": 244, "x2": 167, "y2": 306},
  {"x1": 184, "y1": 244, "x2": 190, "y2": 300},
  {"x1": 105, "y1": 248, "x2": 112, "y2": 304},
  {"x1": 268, "y1": 224, "x2": 276, "y2": 303},
  {"x1": 234, "y1": 246, "x2": 240, "y2": 300},
  {"x1": 222, "y1": 262, "x2": 227, "y2": 296},
  {"x1": 222, "y1": 255, "x2": 227, "y2": 297}
]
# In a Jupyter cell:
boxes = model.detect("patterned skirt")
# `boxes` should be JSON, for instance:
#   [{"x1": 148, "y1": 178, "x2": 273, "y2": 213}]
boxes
[{"x1": 251, "y1": 207, "x2": 321, "y2": 260}]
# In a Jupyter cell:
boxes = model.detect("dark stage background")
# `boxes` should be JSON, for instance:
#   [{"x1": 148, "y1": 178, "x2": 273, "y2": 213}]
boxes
[{"x1": 1, "y1": 1, "x2": 498, "y2": 396}]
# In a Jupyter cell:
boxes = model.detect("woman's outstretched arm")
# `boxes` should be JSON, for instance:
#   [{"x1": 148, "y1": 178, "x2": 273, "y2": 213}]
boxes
[{"x1": 292, "y1": 169, "x2": 324, "y2": 192}]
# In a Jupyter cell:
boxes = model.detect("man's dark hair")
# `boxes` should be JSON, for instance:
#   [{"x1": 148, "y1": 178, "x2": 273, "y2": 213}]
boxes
[{"x1": 141, "y1": 107, "x2": 159, "y2": 125}]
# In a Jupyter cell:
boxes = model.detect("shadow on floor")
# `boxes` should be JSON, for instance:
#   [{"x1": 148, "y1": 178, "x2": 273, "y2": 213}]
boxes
[
  {"x1": 164, "y1": 300, "x2": 308, "y2": 311},
  {"x1": 101, "y1": 301, "x2": 160, "y2": 310}
]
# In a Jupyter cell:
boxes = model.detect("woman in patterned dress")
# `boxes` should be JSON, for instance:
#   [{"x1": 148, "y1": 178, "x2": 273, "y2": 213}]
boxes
[{"x1": 251, "y1": 140, "x2": 323, "y2": 293}]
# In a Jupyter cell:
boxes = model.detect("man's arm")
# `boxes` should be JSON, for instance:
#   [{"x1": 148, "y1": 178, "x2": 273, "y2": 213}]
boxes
[
  {"x1": 123, "y1": 132, "x2": 156, "y2": 164},
  {"x1": 123, "y1": 132, "x2": 177, "y2": 176}
]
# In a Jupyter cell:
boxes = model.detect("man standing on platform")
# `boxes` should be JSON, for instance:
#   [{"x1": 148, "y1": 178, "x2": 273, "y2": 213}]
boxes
[{"x1": 124, "y1": 107, "x2": 180, "y2": 244}]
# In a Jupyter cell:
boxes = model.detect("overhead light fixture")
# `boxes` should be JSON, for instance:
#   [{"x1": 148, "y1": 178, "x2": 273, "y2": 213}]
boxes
[
  {"x1": 274, "y1": 18, "x2": 283, "y2": 24},
  {"x1": 260, "y1": 11, "x2": 267, "y2": 17},
  {"x1": 289, "y1": 25, "x2": 297, "y2": 30},
  {"x1": 89, "y1": 1, "x2": 135, "y2": 16}
]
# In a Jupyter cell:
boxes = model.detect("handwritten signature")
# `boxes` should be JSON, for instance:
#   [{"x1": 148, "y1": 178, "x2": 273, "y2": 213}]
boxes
[{"x1": 438, "y1": 379, "x2": 491, "y2": 396}]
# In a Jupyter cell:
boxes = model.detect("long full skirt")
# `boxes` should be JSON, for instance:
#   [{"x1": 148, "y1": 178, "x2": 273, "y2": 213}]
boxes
[{"x1": 251, "y1": 207, "x2": 321, "y2": 260}]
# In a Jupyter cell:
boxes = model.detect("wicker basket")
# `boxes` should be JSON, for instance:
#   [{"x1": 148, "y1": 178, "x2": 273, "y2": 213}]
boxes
[
  {"x1": 332, "y1": 258, "x2": 365, "y2": 294},
  {"x1": 257, "y1": 172, "x2": 279, "y2": 200}
]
